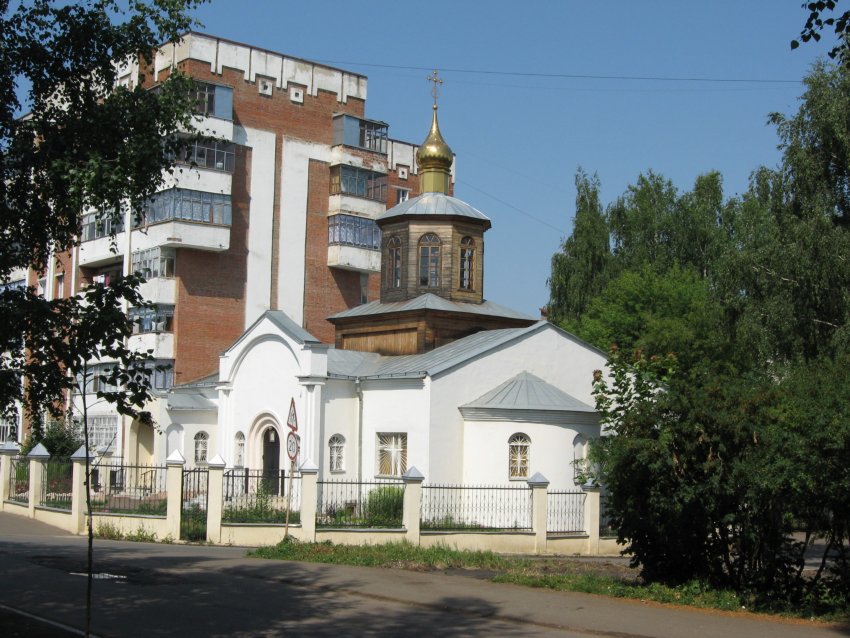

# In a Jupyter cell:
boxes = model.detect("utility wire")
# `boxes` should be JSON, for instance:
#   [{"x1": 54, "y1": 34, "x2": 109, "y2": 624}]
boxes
[
  {"x1": 456, "y1": 179, "x2": 567, "y2": 235},
  {"x1": 314, "y1": 60, "x2": 802, "y2": 85}
]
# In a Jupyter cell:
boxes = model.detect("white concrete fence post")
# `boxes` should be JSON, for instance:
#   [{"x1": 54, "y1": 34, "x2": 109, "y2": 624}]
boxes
[
  {"x1": 0, "y1": 441, "x2": 21, "y2": 508},
  {"x1": 27, "y1": 442, "x2": 50, "y2": 518},
  {"x1": 299, "y1": 460, "x2": 318, "y2": 542},
  {"x1": 206, "y1": 454, "x2": 226, "y2": 544},
  {"x1": 582, "y1": 483, "x2": 601, "y2": 556},
  {"x1": 527, "y1": 472, "x2": 550, "y2": 555},
  {"x1": 402, "y1": 467, "x2": 424, "y2": 545},
  {"x1": 70, "y1": 444, "x2": 94, "y2": 535},
  {"x1": 165, "y1": 450, "x2": 186, "y2": 541}
]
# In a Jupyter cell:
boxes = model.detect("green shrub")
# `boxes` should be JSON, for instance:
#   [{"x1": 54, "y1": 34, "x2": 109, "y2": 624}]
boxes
[{"x1": 364, "y1": 486, "x2": 403, "y2": 527}]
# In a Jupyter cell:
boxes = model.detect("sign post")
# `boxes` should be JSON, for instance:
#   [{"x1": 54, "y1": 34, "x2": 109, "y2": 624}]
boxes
[{"x1": 284, "y1": 399, "x2": 298, "y2": 539}]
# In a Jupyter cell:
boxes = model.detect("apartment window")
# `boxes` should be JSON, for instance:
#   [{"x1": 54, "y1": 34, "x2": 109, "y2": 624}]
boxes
[
  {"x1": 78, "y1": 363, "x2": 120, "y2": 395},
  {"x1": 359, "y1": 273, "x2": 369, "y2": 305},
  {"x1": 130, "y1": 305, "x2": 174, "y2": 334},
  {"x1": 54, "y1": 273, "x2": 65, "y2": 299},
  {"x1": 132, "y1": 247, "x2": 175, "y2": 279},
  {"x1": 327, "y1": 214, "x2": 381, "y2": 250},
  {"x1": 146, "y1": 360, "x2": 174, "y2": 391},
  {"x1": 86, "y1": 415, "x2": 119, "y2": 450},
  {"x1": 80, "y1": 210, "x2": 125, "y2": 242},
  {"x1": 418, "y1": 233, "x2": 441, "y2": 287},
  {"x1": 192, "y1": 82, "x2": 233, "y2": 120},
  {"x1": 333, "y1": 114, "x2": 388, "y2": 153},
  {"x1": 140, "y1": 188, "x2": 232, "y2": 226},
  {"x1": 330, "y1": 166, "x2": 387, "y2": 202},
  {"x1": 459, "y1": 236, "x2": 475, "y2": 290},
  {"x1": 234, "y1": 432, "x2": 245, "y2": 468},
  {"x1": 386, "y1": 236, "x2": 402, "y2": 289},
  {"x1": 508, "y1": 433, "x2": 530, "y2": 479},
  {"x1": 0, "y1": 279, "x2": 25, "y2": 294},
  {"x1": 88, "y1": 265, "x2": 122, "y2": 288},
  {"x1": 329, "y1": 434, "x2": 345, "y2": 472},
  {"x1": 377, "y1": 433, "x2": 407, "y2": 477},
  {"x1": 194, "y1": 431, "x2": 209, "y2": 464},
  {"x1": 0, "y1": 415, "x2": 18, "y2": 443},
  {"x1": 179, "y1": 138, "x2": 236, "y2": 172},
  {"x1": 395, "y1": 188, "x2": 410, "y2": 205}
]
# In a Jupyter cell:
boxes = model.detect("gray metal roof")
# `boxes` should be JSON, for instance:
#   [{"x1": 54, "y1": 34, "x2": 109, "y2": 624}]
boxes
[
  {"x1": 377, "y1": 193, "x2": 490, "y2": 224},
  {"x1": 172, "y1": 373, "x2": 220, "y2": 389},
  {"x1": 166, "y1": 392, "x2": 216, "y2": 411},
  {"x1": 327, "y1": 321, "x2": 550, "y2": 380},
  {"x1": 327, "y1": 293, "x2": 535, "y2": 322},
  {"x1": 461, "y1": 371, "x2": 594, "y2": 413},
  {"x1": 264, "y1": 310, "x2": 322, "y2": 344}
]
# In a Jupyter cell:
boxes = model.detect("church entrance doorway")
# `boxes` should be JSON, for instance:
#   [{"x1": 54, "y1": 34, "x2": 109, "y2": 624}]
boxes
[{"x1": 262, "y1": 427, "x2": 281, "y2": 496}]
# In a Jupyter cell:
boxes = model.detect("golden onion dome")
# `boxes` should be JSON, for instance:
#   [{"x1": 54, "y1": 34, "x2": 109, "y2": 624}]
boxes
[{"x1": 416, "y1": 105, "x2": 453, "y2": 171}]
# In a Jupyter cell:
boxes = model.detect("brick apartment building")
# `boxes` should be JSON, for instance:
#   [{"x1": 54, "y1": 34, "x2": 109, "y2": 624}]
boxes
[{"x1": 0, "y1": 32, "x2": 451, "y2": 455}]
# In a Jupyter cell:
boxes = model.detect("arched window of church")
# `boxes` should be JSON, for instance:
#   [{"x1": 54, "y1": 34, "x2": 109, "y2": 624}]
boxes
[
  {"x1": 418, "y1": 233, "x2": 441, "y2": 287},
  {"x1": 508, "y1": 433, "x2": 530, "y2": 479},
  {"x1": 234, "y1": 431, "x2": 245, "y2": 468},
  {"x1": 573, "y1": 434, "x2": 588, "y2": 485},
  {"x1": 459, "y1": 236, "x2": 475, "y2": 290},
  {"x1": 194, "y1": 431, "x2": 209, "y2": 464},
  {"x1": 387, "y1": 236, "x2": 402, "y2": 288},
  {"x1": 329, "y1": 434, "x2": 345, "y2": 472}
]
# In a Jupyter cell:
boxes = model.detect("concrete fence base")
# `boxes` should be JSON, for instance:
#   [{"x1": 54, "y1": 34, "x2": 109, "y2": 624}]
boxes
[{"x1": 0, "y1": 446, "x2": 619, "y2": 556}]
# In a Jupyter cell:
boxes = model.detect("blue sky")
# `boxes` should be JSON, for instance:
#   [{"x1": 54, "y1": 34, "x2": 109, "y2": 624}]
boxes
[{"x1": 191, "y1": 1, "x2": 830, "y2": 315}]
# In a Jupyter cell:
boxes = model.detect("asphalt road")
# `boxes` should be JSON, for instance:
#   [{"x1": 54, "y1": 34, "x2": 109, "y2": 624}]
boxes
[{"x1": 0, "y1": 512, "x2": 847, "y2": 638}]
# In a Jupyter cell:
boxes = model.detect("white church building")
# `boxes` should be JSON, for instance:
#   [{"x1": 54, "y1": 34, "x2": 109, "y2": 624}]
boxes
[{"x1": 147, "y1": 102, "x2": 608, "y2": 490}]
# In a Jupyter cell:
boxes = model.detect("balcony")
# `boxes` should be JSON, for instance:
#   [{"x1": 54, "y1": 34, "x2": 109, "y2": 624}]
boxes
[
  {"x1": 129, "y1": 332, "x2": 174, "y2": 360},
  {"x1": 327, "y1": 214, "x2": 381, "y2": 273},
  {"x1": 332, "y1": 114, "x2": 388, "y2": 154},
  {"x1": 132, "y1": 187, "x2": 232, "y2": 252},
  {"x1": 78, "y1": 212, "x2": 127, "y2": 267}
]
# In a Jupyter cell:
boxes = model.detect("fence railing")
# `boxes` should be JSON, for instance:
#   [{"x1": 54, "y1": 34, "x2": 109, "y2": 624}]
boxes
[
  {"x1": 547, "y1": 490, "x2": 586, "y2": 534},
  {"x1": 8, "y1": 456, "x2": 29, "y2": 504},
  {"x1": 89, "y1": 462, "x2": 168, "y2": 516},
  {"x1": 223, "y1": 468, "x2": 301, "y2": 524},
  {"x1": 316, "y1": 479, "x2": 404, "y2": 528},
  {"x1": 421, "y1": 484, "x2": 533, "y2": 531},
  {"x1": 40, "y1": 459, "x2": 73, "y2": 510},
  {"x1": 181, "y1": 467, "x2": 208, "y2": 541}
]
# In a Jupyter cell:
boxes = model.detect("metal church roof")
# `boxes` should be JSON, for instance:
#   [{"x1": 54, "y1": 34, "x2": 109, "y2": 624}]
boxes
[
  {"x1": 327, "y1": 293, "x2": 534, "y2": 321},
  {"x1": 461, "y1": 371, "x2": 594, "y2": 413},
  {"x1": 377, "y1": 192, "x2": 491, "y2": 225},
  {"x1": 327, "y1": 321, "x2": 550, "y2": 380}
]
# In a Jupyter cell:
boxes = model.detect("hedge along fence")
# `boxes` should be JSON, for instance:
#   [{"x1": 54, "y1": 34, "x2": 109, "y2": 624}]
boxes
[
  {"x1": 223, "y1": 468, "x2": 301, "y2": 524},
  {"x1": 40, "y1": 459, "x2": 73, "y2": 510},
  {"x1": 420, "y1": 484, "x2": 533, "y2": 531},
  {"x1": 316, "y1": 479, "x2": 405, "y2": 528},
  {"x1": 89, "y1": 462, "x2": 168, "y2": 516}
]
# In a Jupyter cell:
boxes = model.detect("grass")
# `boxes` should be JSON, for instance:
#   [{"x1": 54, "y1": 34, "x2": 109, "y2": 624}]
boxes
[{"x1": 251, "y1": 539, "x2": 849, "y2": 621}]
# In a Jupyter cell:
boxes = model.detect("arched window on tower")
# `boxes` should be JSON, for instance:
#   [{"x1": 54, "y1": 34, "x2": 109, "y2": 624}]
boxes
[
  {"x1": 419, "y1": 233, "x2": 441, "y2": 287},
  {"x1": 459, "y1": 236, "x2": 475, "y2": 290},
  {"x1": 387, "y1": 236, "x2": 402, "y2": 288},
  {"x1": 508, "y1": 433, "x2": 530, "y2": 479}
]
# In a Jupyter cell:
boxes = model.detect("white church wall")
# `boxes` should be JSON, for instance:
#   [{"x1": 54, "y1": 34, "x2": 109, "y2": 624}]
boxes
[
  {"x1": 161, "y1": 411, "x2": 218, "y2": 468},
  {"x1": 428, "y1": 325, "x2": 606, "y2": 486},
  {"x1": 359, "y1": 378, "x2": 429, "y2": 479},
  {"x1": 320, "y1": 378, "x2": 359, "y2": 478}
]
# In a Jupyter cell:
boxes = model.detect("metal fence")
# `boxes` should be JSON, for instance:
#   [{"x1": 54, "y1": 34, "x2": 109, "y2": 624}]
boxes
[
  {"x1": 89, "y1": 462, "x2": 168, "y2": 516},
  {"x1": 40, "y1": 459, "x2": 73, "y2": 510},
  {"x1": 8, "y1": 456, "x2": 28, "y2": 504},
  {"x1": 547, "y1": 490, "x2": 586, "y2": 534},
  {"x1": 181, "y1": 467, "x2": 208, "y2": 541},
  {"x1": 316, "y1": 479, "x2": 405, "y2": 528},
  {"x1": 420, "y1": 484, "x2": 533, "y2": 531},
  {"x1": 223, "y1": 469, "x2": 301, "y2": 524}
]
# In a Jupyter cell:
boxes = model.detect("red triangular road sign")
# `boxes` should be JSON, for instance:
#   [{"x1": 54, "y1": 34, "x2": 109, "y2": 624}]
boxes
[{"x1": 286, "y1": 398, "x2": 298, "y2": 432}]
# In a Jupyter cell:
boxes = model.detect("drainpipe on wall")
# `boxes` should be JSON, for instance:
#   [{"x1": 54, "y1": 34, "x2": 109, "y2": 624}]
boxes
[{"x1": 355, "y1": 378, "x2": 363, "y2": 483}]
